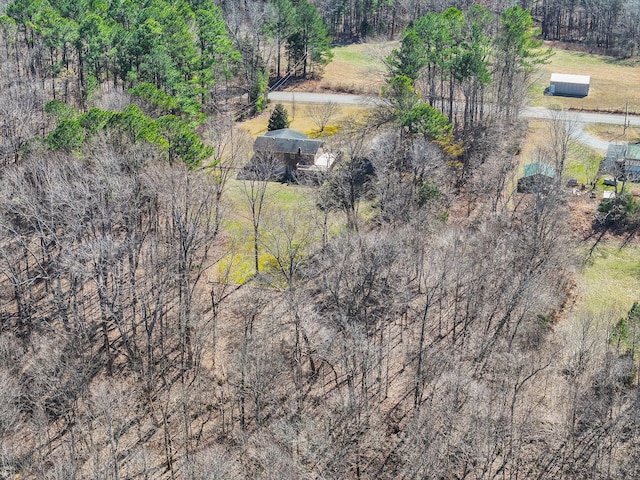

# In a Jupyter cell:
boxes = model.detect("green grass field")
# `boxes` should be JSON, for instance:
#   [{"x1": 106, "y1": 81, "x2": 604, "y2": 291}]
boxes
[
  {"x1": 564, "y1": 145, "x2": 601, "y2": 185},
  {"x1": 578, "y1": 243, "x2": 640, "y2": 320}
]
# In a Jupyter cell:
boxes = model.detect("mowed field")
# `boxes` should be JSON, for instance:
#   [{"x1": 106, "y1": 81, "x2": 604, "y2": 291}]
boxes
[
  {"x1": 579, "y1": 243, "x2": 640, "y2": 319},
  {"x1": 530, "y1": 43, "x2": 640, "y2": 114},
  {"x1": 285, "y1": 38, "x2": 640, "y2": 116},
  {"x1": 281, "y1": 41, "x2": 396, "y2": 95}
]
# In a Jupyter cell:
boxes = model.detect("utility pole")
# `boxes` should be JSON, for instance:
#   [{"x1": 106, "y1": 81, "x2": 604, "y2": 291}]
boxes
[
  {"x1": 624, "y1": 100, "x2": 629, "y2": 135},
  {"x1": 292, "y1": 92, "x2": 296, "y2": 120}
]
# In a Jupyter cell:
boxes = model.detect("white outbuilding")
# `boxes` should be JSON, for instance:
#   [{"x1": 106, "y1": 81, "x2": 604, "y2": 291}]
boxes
[{"x1": 549, "y1": 73, "x2": 591, "y2": 97}]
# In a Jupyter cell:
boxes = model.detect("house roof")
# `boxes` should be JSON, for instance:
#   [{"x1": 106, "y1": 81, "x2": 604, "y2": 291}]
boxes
[
  {"x1": 263, "y1": 128, "x2": 309, "y2": 140},
  {"x1": 254, "y1": 129, "x2": 323, "y2": 155},
  {"x1": 606, "y1": 144, "x2": 626, "y2": 161},
  {"x1": 625, "y1": 143, "x2": 640, "y2": 161},
  {"x1": 523, "y1": 162, "x2": 555, "y2": 178},
  {"x1": 550, "y1": 73, "x2": 591, "y2": 85}
]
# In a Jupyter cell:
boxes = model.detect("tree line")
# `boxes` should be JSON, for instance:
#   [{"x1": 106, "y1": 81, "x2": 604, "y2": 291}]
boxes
[
  {"x1": 527, "y1": 0, "x2": 640, "y2": 56},
  {"x1": 295, "y1": 0, "x2": 640, "y2": 57},
  {"x1": 0, "y1": 0, "x2": 332, "y2": 121},
  {"x1": 386, "y1": 5, "x2": 551, "y2": 186}
]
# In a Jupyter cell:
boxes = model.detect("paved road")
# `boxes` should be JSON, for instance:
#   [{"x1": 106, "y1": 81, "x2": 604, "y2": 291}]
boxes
[
  {"x1": 521, "y1": 107, "x2": 640, "y2": 127},
  {"x1": 268, "y1": 91, "x2": 638, "y2": 150}
]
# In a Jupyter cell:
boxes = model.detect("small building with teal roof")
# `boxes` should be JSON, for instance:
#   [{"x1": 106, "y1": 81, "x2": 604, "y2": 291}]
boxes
[{"x1": 517, "y1": 162, "x2": 556, "y2": 193}]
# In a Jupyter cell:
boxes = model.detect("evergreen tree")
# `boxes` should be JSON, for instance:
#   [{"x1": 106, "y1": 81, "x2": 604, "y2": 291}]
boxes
[
  {"x1": 266, "y1": 0, "x2": 295, "y2": 79},
  {"x1": 286, "y1": 0, "x2": 332, "y2": 78},
  {"x1": 267, "y1": 103, "x2": 290, "y2": 131},
  {"x1": 388, "y1": 27, "x2": 427, "y2": 81}
]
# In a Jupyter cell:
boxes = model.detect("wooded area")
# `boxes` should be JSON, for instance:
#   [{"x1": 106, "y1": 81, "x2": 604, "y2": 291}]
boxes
[{"x1": 1, "y1": 0, "x2": 640, "y2": 478}]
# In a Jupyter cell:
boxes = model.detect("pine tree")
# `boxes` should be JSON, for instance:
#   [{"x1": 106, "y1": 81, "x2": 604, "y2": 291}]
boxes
[{"x1": 267, "y1": 103, "x2": 290, "y2": 131}]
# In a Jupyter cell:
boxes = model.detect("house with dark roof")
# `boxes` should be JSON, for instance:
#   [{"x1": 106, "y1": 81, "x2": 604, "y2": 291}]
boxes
[
  {"x1": 517, "y1": 162, "x2": 556, "y2": 193},
  {"x1": 604, "y1": 142, "x2": 640, "y2": 181},
  {"x1": 251, "y1": 128, "x2": 335, "y2": 181}
]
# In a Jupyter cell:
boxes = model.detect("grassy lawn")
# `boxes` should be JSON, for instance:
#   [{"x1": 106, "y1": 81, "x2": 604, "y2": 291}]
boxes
[
  {"x1": 318, "y1": 41, "x2": 395, "y2": 94},
  {"x1": 519, "y1": 120, "x2": 548, "y2": 162},
  {"x1": 305, "y1": 40, "x2": 640, "y2": 114},
  {"x1": 578, "y1": 242, "x2": 640, "y2": 320},
  {"x1": 240, "y1": 103, "x2": 371, "y2": 138},
  {"x1": 292, "y1": 41, "x2": 396, "y2": 95},
  {"x1": 518, "y1": 120, "x2": 601, "y2": 185},
  {"x1": 565, "y1": 144, "x2": 601, "y2": 185},
  {"x1": 219, "y1": 178, "x2": 344, "y2": 284},
  {"x1": 281, "y1": 39, "x2": 640, "y2": 115},
  {"x1": 530, "y1": 44, "x2": 640, "y2": 113}
]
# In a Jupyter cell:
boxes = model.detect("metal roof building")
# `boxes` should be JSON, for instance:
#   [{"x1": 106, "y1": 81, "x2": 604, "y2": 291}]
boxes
[
  {"x1": 549, "y1": 73, "x2": 591, "y2": 97},
  {"x1": 248, "y1": 128, "x2": 334, "y2": 181},
  {"x1": 523, "y1": 162, "x2": 556, "y2": 178},
  {"x1": 603, "y1": 142, "x2": 640, "y2": 181}
]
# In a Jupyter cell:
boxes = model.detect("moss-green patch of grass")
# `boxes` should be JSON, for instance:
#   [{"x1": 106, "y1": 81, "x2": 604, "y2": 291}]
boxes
[
  {"x1": 565, "y1": 145, "x2": 601, "y2": 185},
  {"x1": 579, "y1": 243, "x2": 640, "y2": 319},
  {"x1": 331, "y1": 46, "x2": 377, "y2": 66}
]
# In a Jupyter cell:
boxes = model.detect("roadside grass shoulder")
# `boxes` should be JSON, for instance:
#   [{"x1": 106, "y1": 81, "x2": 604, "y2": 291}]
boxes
[{"x1": 585, "y1": 123, "x2": 640, "y2": 143}]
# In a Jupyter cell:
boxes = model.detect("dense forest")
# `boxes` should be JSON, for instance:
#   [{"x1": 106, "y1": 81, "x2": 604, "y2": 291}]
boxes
[{"x1": 1, "y1": 0, "x2": 640, "y2": 479}]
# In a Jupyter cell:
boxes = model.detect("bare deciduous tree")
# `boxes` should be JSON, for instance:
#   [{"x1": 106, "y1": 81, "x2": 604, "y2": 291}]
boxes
[
  {"x1": 308, "y1": 101, "x2": 338, "y2": 133},
  {"x1": 241, "y1": 152, "x2": 280, "y2": 274}
]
